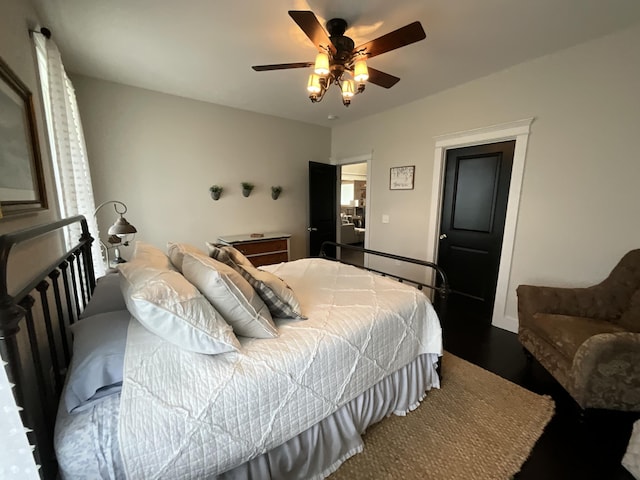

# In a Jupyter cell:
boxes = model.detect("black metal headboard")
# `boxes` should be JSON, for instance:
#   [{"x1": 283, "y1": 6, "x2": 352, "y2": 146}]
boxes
[{"x1": 0, "y1": 216, "x2": 96, "y2": 479}]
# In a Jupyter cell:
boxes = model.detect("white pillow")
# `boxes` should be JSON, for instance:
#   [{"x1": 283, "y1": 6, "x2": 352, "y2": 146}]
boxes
[
  {"x1": 119, "y1": 262, "x2": 240, "y2": 354},
  {"x1": 167, "y1": 242, "x2": 206, "y2": 272},
  {"x1": 182, "y1": 253, "x2": 277, "y2": 338},
  {"x1": 131, "y1": 241, "x2": 175, "y2": 270}
]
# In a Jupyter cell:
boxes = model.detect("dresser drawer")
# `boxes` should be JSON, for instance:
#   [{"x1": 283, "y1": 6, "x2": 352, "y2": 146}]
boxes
[
  {"x1": 249, "y1": 252, "x2": 289, "y2": 267},
  {"x1": 235, "y1": 239, "x2": 288, "y2": 256},
  {"x1": 217, "y1": 233, "x2": 291, "y2": 267}
]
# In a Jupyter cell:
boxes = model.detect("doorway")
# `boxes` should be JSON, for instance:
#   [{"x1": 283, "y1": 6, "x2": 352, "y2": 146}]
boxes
[
  {"x1": 427, "y1": 118, "x2": 534, "y2": 332},
  {"x1": 437, "y1": 141, "x2": 515, "y2": 323},
  {"x1": 338, "y1": 162, "x2": 368, "y2": 266}
]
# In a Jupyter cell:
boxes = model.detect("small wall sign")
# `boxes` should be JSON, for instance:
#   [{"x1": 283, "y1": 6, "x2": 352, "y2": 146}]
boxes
[{"x1": 389, "y1": 165, "x2": 415, "y2": 190}]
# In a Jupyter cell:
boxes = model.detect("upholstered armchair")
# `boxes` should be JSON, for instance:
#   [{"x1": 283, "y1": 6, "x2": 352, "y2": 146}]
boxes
[{"x1": 517, "y1": 249, "x2": 640, "y2": 411}]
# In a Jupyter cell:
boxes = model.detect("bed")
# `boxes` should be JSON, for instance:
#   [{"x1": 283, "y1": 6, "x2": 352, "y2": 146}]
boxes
[{"x1": 0, "y1": 217, "x2": 448, "y2": 479}]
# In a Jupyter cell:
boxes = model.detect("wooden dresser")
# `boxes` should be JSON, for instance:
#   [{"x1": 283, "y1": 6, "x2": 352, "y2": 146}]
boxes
[{"x1": 217, "y1": 232, "x2": 291, "y2": 267}]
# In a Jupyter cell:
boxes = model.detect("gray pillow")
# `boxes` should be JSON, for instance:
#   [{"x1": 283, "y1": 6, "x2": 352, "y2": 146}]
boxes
[
  {"x1": 81, "y1": 272, "x2": 126, "y2": 318},
  {"x1": 64, "y1": 310, "x2": 130, "y2": 414}
]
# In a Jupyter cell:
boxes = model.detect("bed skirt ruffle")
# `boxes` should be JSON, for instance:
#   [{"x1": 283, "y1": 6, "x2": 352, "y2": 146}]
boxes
[{"x1": 56, "y1": 353, "x2": 439, "y2": 479}]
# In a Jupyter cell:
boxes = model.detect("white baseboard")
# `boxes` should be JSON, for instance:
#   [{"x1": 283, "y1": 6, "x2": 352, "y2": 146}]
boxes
[{"x1": 492, "y1": 315, "x2": 519, "y2": 333}]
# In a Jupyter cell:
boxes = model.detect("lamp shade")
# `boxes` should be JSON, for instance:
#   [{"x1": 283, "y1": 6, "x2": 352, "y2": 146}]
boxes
[
  {"x1": 307, "y1": 74, "x2": 322, "y2": 94},
  {"x1": 107, "y1": 215, "x2": 137, "y2": 236},
  {"x1": 354, "y1": 59, "x2": 369, "y2": 83},
  {"x1": 341, "y1": 79, "x2": 355, "y2": 99},
  {"x1": 314, "y1": 52, "x2": 330, "y2": 76}
]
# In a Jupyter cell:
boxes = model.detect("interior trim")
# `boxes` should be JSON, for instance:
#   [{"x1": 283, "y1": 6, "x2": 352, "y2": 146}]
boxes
[{"x1": 427, "y1": 118, "x2": 534, "y2": 332}]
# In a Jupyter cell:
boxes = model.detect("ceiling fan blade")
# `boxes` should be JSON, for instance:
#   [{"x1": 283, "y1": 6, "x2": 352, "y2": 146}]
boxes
[
  {"x1": 367, "y1": 67, "x2": 400, "y2": 89},
  {"x1": 252, "y1": 62, "x2": 314, "y2": 71},
  {"x1": 288, "y1": 10, "x2": 337, "y2": 54},
  {"x1": 354, "y1": 21, "x2": 426, "y2": 59}
]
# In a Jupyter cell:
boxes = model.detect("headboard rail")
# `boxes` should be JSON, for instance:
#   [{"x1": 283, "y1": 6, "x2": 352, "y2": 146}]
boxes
[
  {"x1": 319, "y1": 241, "x2": 449, "y2": 320},
  {"x1": 0, "y1": 215, "x2": 96, "y2": 479}
]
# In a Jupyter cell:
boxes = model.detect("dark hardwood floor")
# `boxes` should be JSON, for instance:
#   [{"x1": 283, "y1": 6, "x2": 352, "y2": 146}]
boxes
[{"x1": 442, "y1": 310, "x2": 638, "y2": 480}]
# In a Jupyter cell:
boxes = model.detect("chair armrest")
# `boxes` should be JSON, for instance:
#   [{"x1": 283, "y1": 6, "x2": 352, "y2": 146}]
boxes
[
  {"x1": 517, "y1": 284, "x2": 618, "y2": 329},
  {"x1": 570, "y1": 332, "x2": 640, "y2": 410},
  {"x1": 340, "y1": 223, "x2": 358, "y2": 244}
]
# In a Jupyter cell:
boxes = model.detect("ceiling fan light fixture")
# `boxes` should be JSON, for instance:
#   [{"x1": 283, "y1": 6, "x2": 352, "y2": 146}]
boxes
[
  {"x1": 354, "y1": 59, "x2": 369, "y2": 83},
  {"x1": 341, "y1": 79, "x2": 355, "y2": 106},
  {"x1": 307, "y1": 74, "x2": 322, "y2": 94},
  {"x1": 253, "y1": 11, "x2": 426, "y2": 107},
  {"x1": 314, "y1": 52, "x2": 330, "y2": 76}
]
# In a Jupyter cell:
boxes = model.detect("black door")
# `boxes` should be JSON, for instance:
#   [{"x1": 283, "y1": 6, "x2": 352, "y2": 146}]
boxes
[
  {"x1": 308, "y1": 161, "x2": 337, "y2": 257},
  {"x1": 437, "y1": 141, "x2": 515, "y2": 323}
]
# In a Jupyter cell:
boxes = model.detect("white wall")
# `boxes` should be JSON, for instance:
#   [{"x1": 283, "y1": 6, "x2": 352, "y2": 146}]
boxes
[
  {"x1": 0, "y1": 0, "x2": 62, "y2": 293},
  {"x1": 72, "y1": 75, "x2": 331, "y2": 260},
  {"x1": 331, "y1": 23, "x2": 640, "y2": 330}
]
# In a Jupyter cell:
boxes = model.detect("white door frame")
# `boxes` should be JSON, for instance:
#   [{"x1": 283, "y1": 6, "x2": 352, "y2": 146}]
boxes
[
  {"x1": 426, "y1": 119, "x2": 534, "y2": 332},
  {"x1": 333, "y1": 152, "x2": 373, "y2": 266}
]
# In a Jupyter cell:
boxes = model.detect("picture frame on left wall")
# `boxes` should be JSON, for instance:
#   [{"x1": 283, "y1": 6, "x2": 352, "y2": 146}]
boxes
[{"x1": 0, "y1": 57, "x2": 47, "y2": 217}]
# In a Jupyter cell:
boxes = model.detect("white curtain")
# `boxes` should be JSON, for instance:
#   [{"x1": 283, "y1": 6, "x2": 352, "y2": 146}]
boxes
[{"x1": 33, "y1": 34, "x2": 105, "y2": 278}]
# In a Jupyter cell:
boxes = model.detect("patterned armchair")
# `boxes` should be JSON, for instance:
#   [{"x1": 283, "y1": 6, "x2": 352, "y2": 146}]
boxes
[{"x1": 517, "y1": 249, "x2": 640, "y2": 411}]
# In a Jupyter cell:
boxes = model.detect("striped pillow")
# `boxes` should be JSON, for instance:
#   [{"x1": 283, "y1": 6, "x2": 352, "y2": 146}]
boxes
[{"x1": 206, "y1": 242, "x2": 306, "y2": 320}]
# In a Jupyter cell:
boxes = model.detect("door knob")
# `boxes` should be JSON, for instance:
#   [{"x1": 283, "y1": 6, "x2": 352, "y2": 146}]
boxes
[
  {"x1": 308, "y1": 227, "x2": 318, "y2": 232},
  {"x1": 439, "y1": 233, "x2": 447, "y2": 240}
]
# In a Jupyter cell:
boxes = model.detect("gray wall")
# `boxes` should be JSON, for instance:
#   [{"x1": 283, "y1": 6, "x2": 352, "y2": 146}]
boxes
[
  {"x1": 331, "y1": 23, "x2": 640, "y2": 330},
  {"x1": 72, "y1": 75, "x2": 331, "y2": 260}
]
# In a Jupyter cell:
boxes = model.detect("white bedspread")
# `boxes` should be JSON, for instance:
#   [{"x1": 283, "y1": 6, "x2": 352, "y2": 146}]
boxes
[{"x1": 118, "y1": 258, "x2": 442, "y2": 478}]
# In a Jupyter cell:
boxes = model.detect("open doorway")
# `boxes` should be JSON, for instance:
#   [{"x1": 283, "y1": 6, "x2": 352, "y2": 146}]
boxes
[{"x1": 339, "y1": 162, "x2": 367, "y2": 266}]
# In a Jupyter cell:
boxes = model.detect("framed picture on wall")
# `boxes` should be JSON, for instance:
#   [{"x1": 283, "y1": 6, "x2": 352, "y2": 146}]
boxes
[
  {"x1": 0, "y1": 57, "x2": 47, "y2": 217},
  {"x1": 389, "y1": 165, "x2": 415, "y2": 190}
]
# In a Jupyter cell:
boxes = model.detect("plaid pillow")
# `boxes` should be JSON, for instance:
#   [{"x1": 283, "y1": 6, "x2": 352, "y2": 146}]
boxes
[
  {"x1": 237, "y1": 265, "x2": 306, "y2": 319},
  {"x1": 206, "y1": 242, "x2": 305, "y2": 320},
  {"x1": 206, "y1": 242, "x2": 237, "y2": 267}
]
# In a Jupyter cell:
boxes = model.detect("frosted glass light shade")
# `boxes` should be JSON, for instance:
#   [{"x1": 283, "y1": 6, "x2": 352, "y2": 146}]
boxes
[
  {"x1": 314, "y1": 52, "x2": 330, "y2": 76},
  {"x1": 341, "y1": 79, "x2": 355, "y2": 99},
  {"x1": 354, "y1": 59, "x2": 369, "y2": 83},
  {"x1": 307, "y1": 74, "x2": 321, "y2": 94}
]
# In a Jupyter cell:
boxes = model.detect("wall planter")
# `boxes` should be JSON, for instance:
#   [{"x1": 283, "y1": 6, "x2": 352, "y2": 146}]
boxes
[
  {"x1": 241, "y1": 182, "x2": 254, "y2": 197},
  {"x1": 209, "y1": 185, "x2": 223, "y2": 200},
  {"x1": 271, "y1": 186, "x2": 282, "y2": 200}
]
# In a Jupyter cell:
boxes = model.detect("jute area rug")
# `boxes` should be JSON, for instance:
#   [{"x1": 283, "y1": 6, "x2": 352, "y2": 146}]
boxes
[{"x1": 330, "y1": 352, "x2": 555, "y2": 480}]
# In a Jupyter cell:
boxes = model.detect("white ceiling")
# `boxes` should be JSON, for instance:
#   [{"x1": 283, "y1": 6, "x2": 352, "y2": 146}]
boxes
[{"x1": 31, "y1": 0, "x2": 640, "y2": 127}]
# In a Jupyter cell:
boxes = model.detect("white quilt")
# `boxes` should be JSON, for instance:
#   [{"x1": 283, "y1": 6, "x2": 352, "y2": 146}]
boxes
[{"x1": 118, "y1": 258, "x2": 442, "y2": 479}]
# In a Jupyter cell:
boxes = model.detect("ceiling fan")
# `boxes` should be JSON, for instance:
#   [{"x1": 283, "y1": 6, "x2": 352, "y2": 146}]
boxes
[{"x1": 252, "y1": 10, "x2": 426, "y2": 107}]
